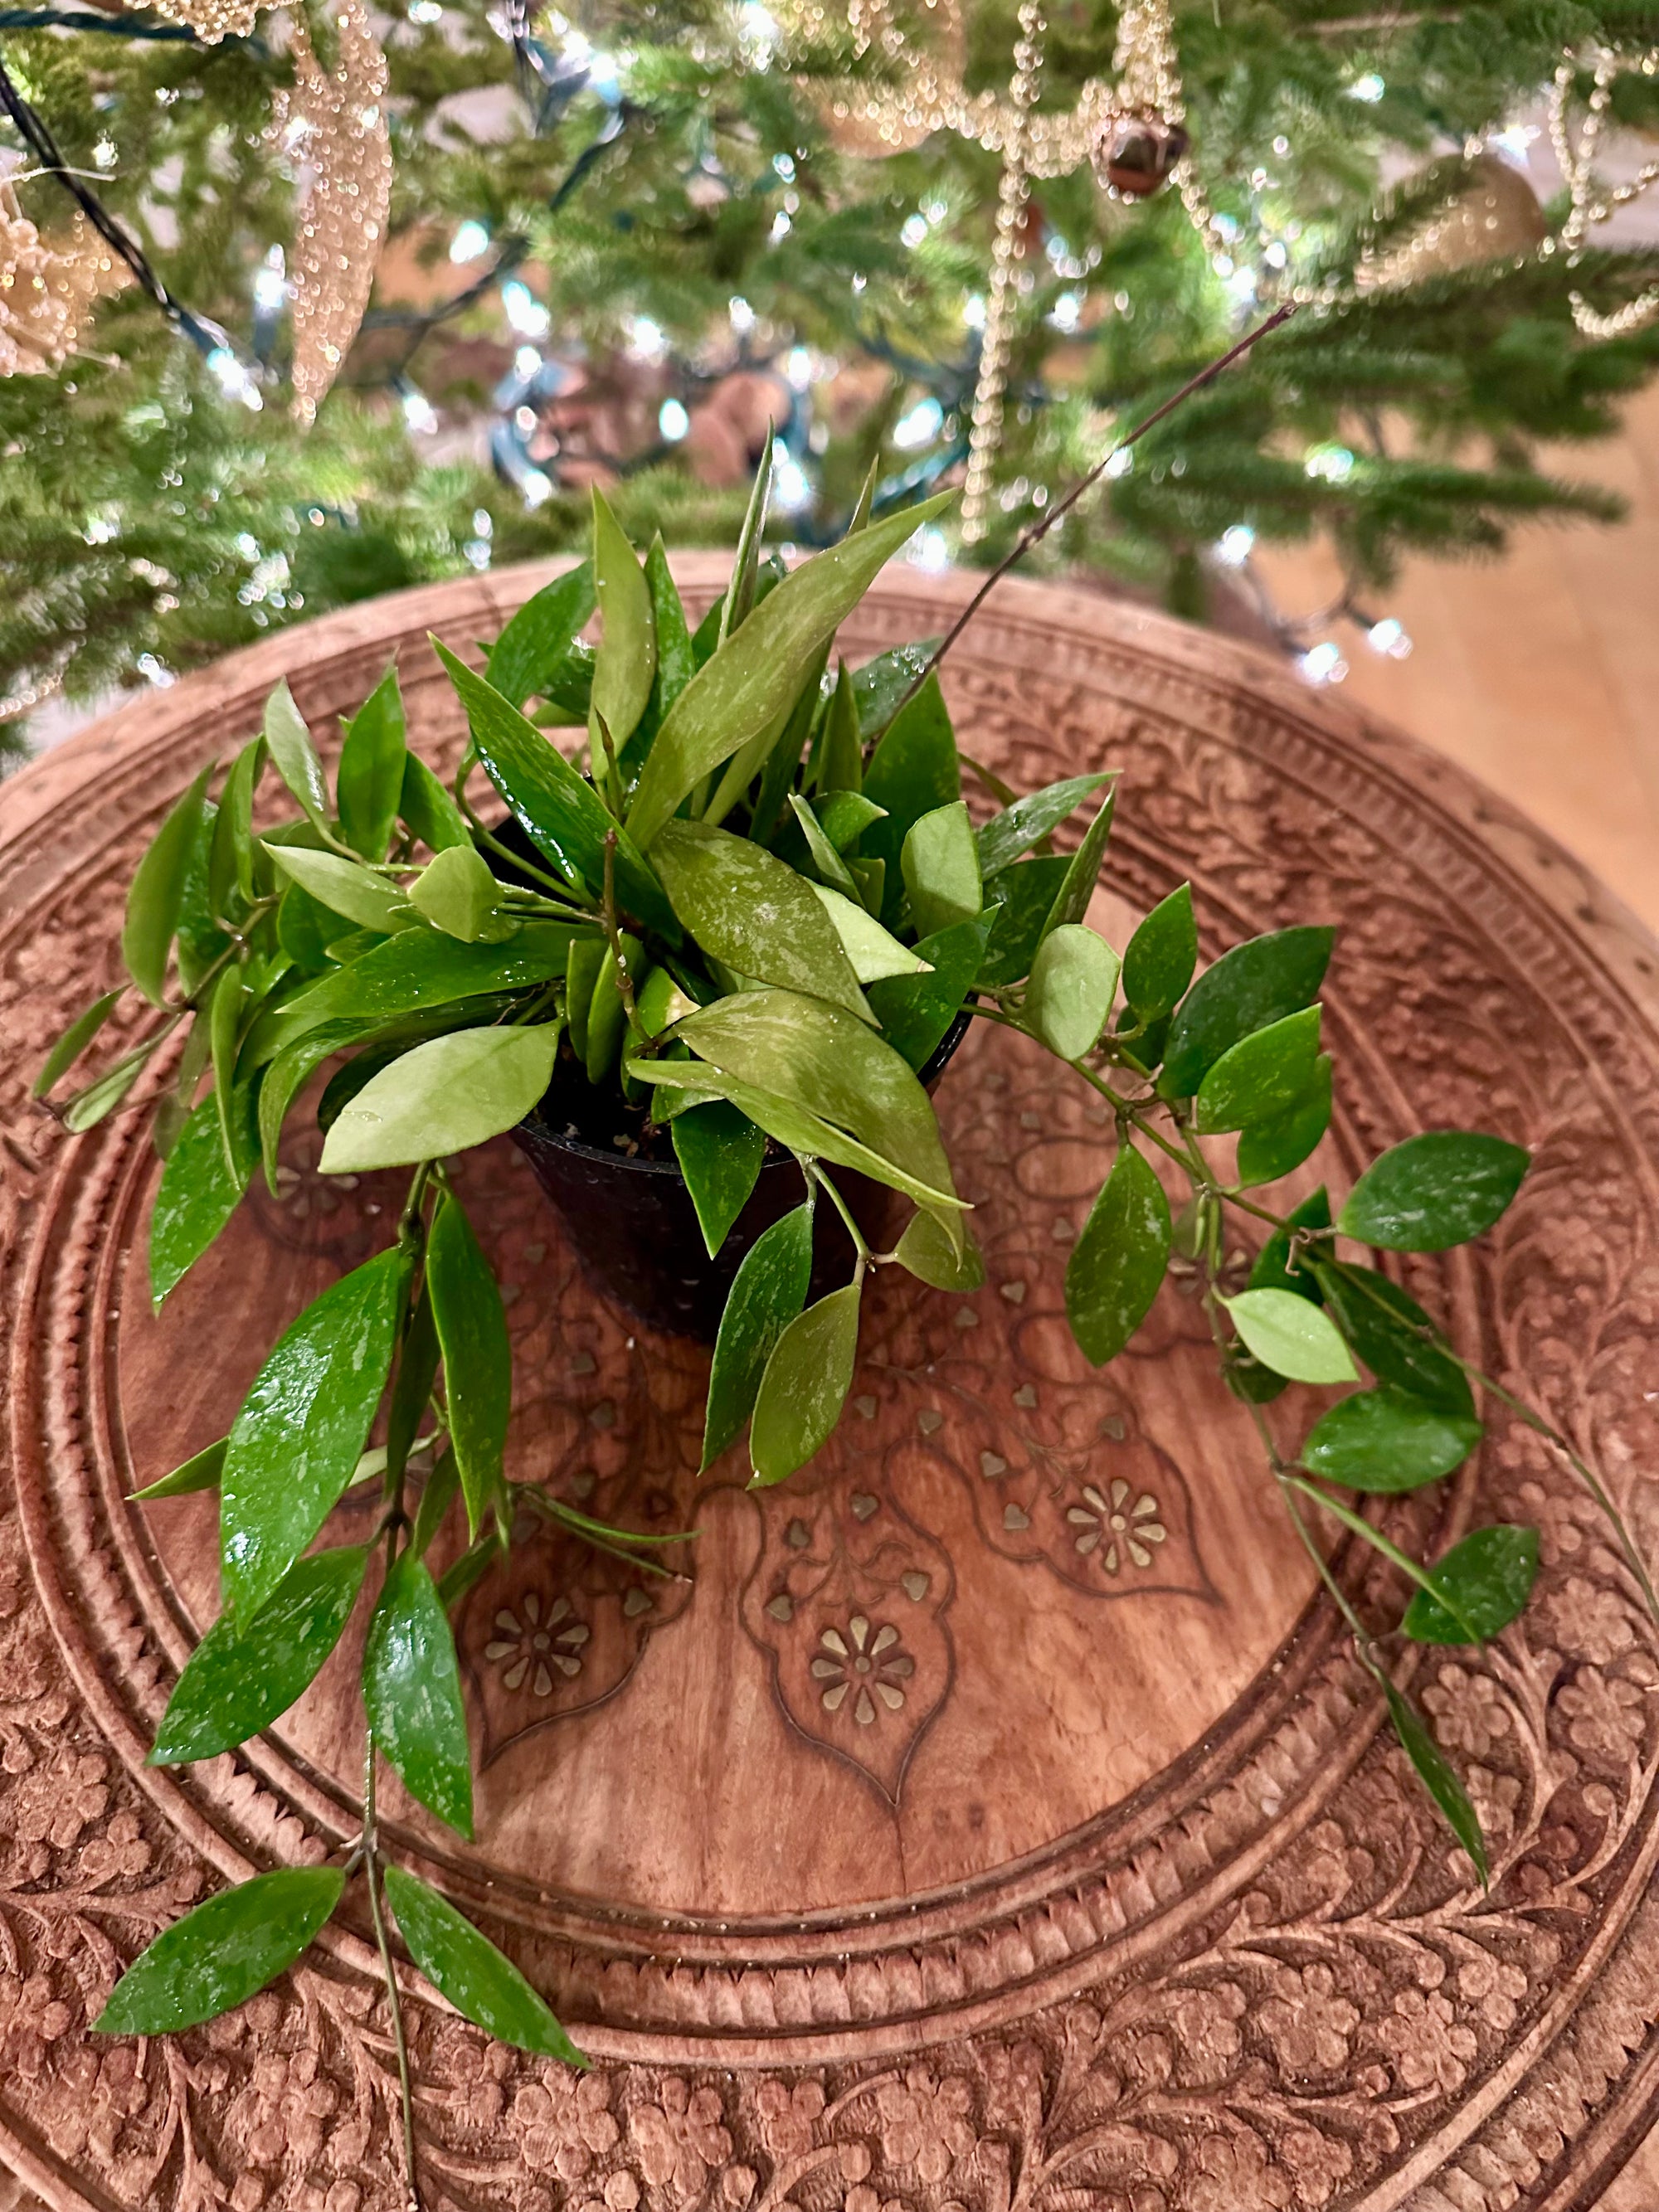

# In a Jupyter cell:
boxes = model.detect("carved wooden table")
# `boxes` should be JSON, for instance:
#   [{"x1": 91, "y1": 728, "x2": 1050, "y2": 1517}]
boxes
[{"x1": 5, "y1": 559, "x2": 1659, "y2": 2212}]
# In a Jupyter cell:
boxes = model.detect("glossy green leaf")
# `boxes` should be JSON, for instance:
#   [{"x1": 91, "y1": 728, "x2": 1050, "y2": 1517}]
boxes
[
  {"x1": 901, "y1": 799, "x2": 981, "y2": 940},
  {"x1": 851, "y1": 638, "x2": 939, "y2": 741},
  {"x1": 1402, "y1": 1524, "x2": 1540, "y2": 1644},
  {"x1": 584, "y1": 934, "x2": 641, "y2": 1084},
  {"x1": 1121, "y1": 883, "x2": 1196, "y2": 1022},
  {"x1": 859, "y1": 673, "x2": 961, "y2": 922},
  {"x1": 1340, "y1": 1131, "x2": 1530, "y2": 1253},
  {"x1": 1162, "y1": 926, "x2": 1335, "y2": 1098},
  {"x1": 810, "y1": 882, "x2": 930, "y2": 982},
  {"x1": 1039, "y1": 788, "x2": 1117, "y2": 940},
  {"x1": 747, "y1": 644, "x2": 830, "y2": 844},
  {"x1": 1222, "y1": 1288, "x2": 1357, "y2": 1384},
  {"x1": 410, "y1": 1446, "x2": 460, "y2": 1558},
  {"x1": 277, "y1": 881, "x2": 340, "y2": 974},
  {"x1": 210, "y1": 736, "x2": 264, "y2": 913},
  {"x1": 654, "y1": 821, "x2": 870, "y2": 1018},
  {"x1": 1315, "y1": 1262, "x2": 1475, "y2": 1418},
  {"x1": 175, "y1": 799, "x2": 231, "y2": 992},
  {"x1": 1248, "y1": 1184, "x2": 1331, "y2": 1303},
  {"x1": 266, "y1": 844, "x2": 414, "y2": 936},
  {"x1": 399, "y1": 751, "x2": 472, "y2": 853},
  {"x1": 817, "y1": 660, "x2": 863, "y2": 795},
  {"x1": 382, "y1": 1864, "x2": 586, "y2": 2061},
  {"x1": 703, "y1": 1201, "x2": 814, "y2": 1467},
  {"x1": 152, "y1": 1546, "x2": 368, "y2": 1764},
  {"x1": 434, "y1": 641, "x2": 675, "y2": 937},
  {"x1": 62, "y1": 1054, "x2": 147, "y2": 1132},
  {"x1": 319, "y1": 1025, "x2": 558, "y2": 1173},
  {"x1": 633, "y1": 962, "x2": 695, "y2": 1038},
  {"x1": 1065, "y1": 1140, "x2": 1170, "y2": 1365},
  {"x1": 1195, "y1": 1004, "x2": 1323, "y2": 1135},
  {"x1": 363, "y1": 1547, "x2": 474, "y2": 1836},
  {"x1": 1025, "y1": 924, "x2": 1119, "y2": 1061},
  {"x1": 620, "y1": 538, "x2": 694, "y2": 776},
  {"x1": 1384, "y1": 1681, "x2": 1487, "y2": 1883},
  {"x1": 564, "y1": 935, "x2": 603, "y2": 1060},
  {"x1": 866, "y1": 915, "x2": 991, "y2": 1070},
  {"x1": 788, "y1": 792, "x2": 859, "y2": 896},
  {"x1": 750, "y1": 1281, "x2": 861, "y2": 1486},
  {"x1": 1237, "y1": 1054, "x2": 1332, "y2": 1187},
  {"x1": 673, "y1": 1101, "x2": 766, "y2": 1259},
  {"x1": 132, "y1": 1436, "x2": 226, "y2": 1500},
  {"x1": 149, "y1": 1085, "x2": 258, "y2": 1306},
  {"x1": 264, "y1": 682, "x2": 333, "y2": 839},
  {"x1": 221, "y1": 1247, "x2": 405, "y2": 1619},
  {"x1": 208, "y1": 965, "x2": 246, "y2": 1174},
  {"x1": 977, "y1": 856, "x2": 1070, "y2": 988},
  {"x1": 34, "y1": 989, "x2": 124, "y2": 1099},
  {"x1": 336, "y1": 666, "x2": 406, "y2": 862},
  {"x1": 124, "y1": 761, "x2": 215, "y2": 1005},
  {"x1": 719, "y1": 437, "x2": 774, "y2": 644},
  {"x1": 427, "y1": 1191, "x2": 510, "y2": 1537},
  {"x1": 896, "y1": 1208, "x2": 985, "y2": 1291},
  {"x1": 976, "y1": 772, "x2": 1111, "y2": 880},
  {"x1": 1301, "y1": 1388, "x2": 1482, "y2": 1492},
  {"x1": 625, "y1": 495, "x2": 950, "y2": 849},
  {"x1": 95, "y1": 1868, "x2": 345, "y2": 2036},
  {"x1": 407, "y1": 845, "x2": 513, "y2": 942},
  {"x1": 817, "y1": 789, "x2": 885, "y2": 851},
  {"x1": 486, "y1": 562, "x2": 595, "y2": 710},
  {"x1": 591, "y1": 486, "x2": 656, "y2": 756}
]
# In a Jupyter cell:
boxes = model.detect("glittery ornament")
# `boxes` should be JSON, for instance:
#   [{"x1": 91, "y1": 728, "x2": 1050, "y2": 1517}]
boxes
[
  {"x1": 0, "y1": 185, "x2": 124, "y2": 377},
  {"x1": 1091, "y1": 109, "x2": 1189, "y2": 198},
  {"x1": 139, "y1": 0, "x2": 258, "y2": 41},
  {"x1": 1356, "y1": 153, "x2": 1545, "y2": 292},
  {"x1": 819, "y1": 0, "x2": 965, "y2": 156},
  {"x1": 272, "y1": 0, "x2": 392, "y2": 424}
]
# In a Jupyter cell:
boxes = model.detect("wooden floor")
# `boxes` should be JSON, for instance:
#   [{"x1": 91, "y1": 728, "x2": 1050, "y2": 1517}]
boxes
[{"x1": 1258, "y1": 384, "x2": 1659, "y2": 936}]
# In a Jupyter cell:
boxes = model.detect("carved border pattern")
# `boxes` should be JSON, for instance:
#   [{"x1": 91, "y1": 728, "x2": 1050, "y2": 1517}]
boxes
[{"x1": 0, "y1": 563, "x2": 1657, "y2": 2209}]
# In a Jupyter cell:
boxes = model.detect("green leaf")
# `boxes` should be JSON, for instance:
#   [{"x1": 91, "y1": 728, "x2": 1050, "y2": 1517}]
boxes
[
  {"x1": 1402, "y1": 1525, "x2": 1539, "y2": 1644},
  {"x1": 859, "y1": 673, "x2": 961, "y2": 923},
  {"x1": 399, "y1": 751, "x2": 472, "y2": 853},
  {"x1": 221, "y1": 1247, "x2": 405, "y2": 1619},
  {"x1": 1315, "y1": 1262, "x2": 1475, "y2": 1419},
  {"x1": 410, "y1": 1446, "x2": 460, "y2": 1558},
  {"x1": 625, "y1": 495, "x2": 951, "y2": 849},
  {"x1": 151, "y1": 1545, "x2": 368, "y2": 1765},
  {"x1": 977, "y1": 856, "x2": 1071, "y2": 988},
  {"x1": 386, "y1": 1281, "x2": 440, "y2": 1487},
  {"x1": 620, "y1": 538, "x2": 694, "y2": 777},
  {"x1": 318, "y1": 1025, "x2": 558, "y2": 1173},
  {"x1": 1222, "y1": 1288, "x2": 1358, "y2": 1384},
  {"x1": 810, "y1": 882, "x2": 931, "y2": 983},
  {"x1": 653, "y1": 821, "x2": 870, "y2": 1019},
  {"x1": 1248, "y1": 1184, "x2": 1331, "y2": 1303},
  {"x1": 817, "y1": 789, "x2": 885, "y2": 850},
  {"x1": 1339, "y1": 1131, "x2": 1530, "y2": 1253},
  {"x1": 817, "y1": 659, "x2": 863, "y2": 795},
  {"x1": 584, "y1": 935, "x2": 641, "y2": 1084},
  {"x1": 210, "y1": 736, "x2": 264, "y2": 913},
  {"x1": 896, "y1": 1208, "x2": 985, "y2": 1291},
  {"x1": 633, "y1": 962, "x2": 695, "y2": 1038},
  {"x1": 901, "y1": 799, "x2": 981, "y2": 939},
  {"x1": 747, "y1": 645, "x2": 830, "y2": 845},
  {"x1": 673, "y1": 1101, "x2": 766, "y2": 1259},
  {"x1": 363, "y1": 1548, "x2": 474, "y2": 1836},
  {"x1": 382, "y1": 1864, "x2": 586, "y2": 2062},
  {"x1": 703, "y1": 1201, "x2": 814, "y2": 1467},
  {"x1": 124, "y1": 761, "x2": 215, "y2": 1005},
  {"x1": 1384, "y1": 1680, "x2": 1487, "y2": 1883},
  {"x1": 1121, "y1": 884, "x2": 1196, "y2": 1022},
  {"x1": 176, "y1": 800, "x2": 231, "y2": 992},
  {"x1": 675, "y1": 989, "x2": 960, "y2": 1241},
  {"x1": 564, "y1": 936, "x2": 603, "y2": 1061},
  {"x1": 486, "y1": 562, "x2": 595, "y2": 710},
  {"x1": 426, "y1": 1191, "x2": 511, "y2": 1538},
  {"x1": 1065, "y1": 1140, "x2": 1170, "y2": 1365},
  {"x1": 750, "y1": 1281, "x2": 861, "y2": 1485},
  {"x1": 719, "y1": 438, "x2": 774, "y2": 644},
  {"x1": 1025, "y1": 924, "x2": 1119, "y2": 1062},
  {"x1": 1237, "y1": 1054, "x2": 1332, "y2": 1188},
  {"x1": 94, "y1": 1868, "x2": 345, "y2": 2035},
  {"x1": 1162, "y1": 926, "x2": 1335, "y2": 1098},
  {"x1": 434, "y1": 641, "x2": 675, "y2": 938},
  {"x1": 866, "y1": 914, "x2": 991, "y2": 1070},
  {"x1": 591, "y1": 486, "x2": 656, "y2": 756},
  {"x1": 407, "y1": 845, "x2": 513, "y2": 942},
  {"x1": 264, "y1": 682, "x2": 333, "y2": 839},
  {"x1": 34, "y1": 988, "x2": 124, "y2": 1099},
  {"x1": 132, "y1": 1436, "x2": 227, "y2": 1500},
  {"x1": 851, "y1": 638, "x2": 940, "y2": 740},
  {"x1": 976, "y1": 772, "x2": 1111, "y2": 879},
  {"x1": 336, "y1": 666, "x2": 406, "y2": 862},
  {"x1": 1039, "y1": 788, "x2": 1117, "y2": 940},
  {"x1": 63, "y1": 1055, "x2": 147, "y2": 1132},
  {"x1": 277, "y1": 881, "x2": 341, "y2": 974},
  {"x1": 149, "y1": 1085, "x2": 258, "y2": 1306},
  {"x1": 788, "y1": 792, "x2": 859, "y2": 897},
  {"x1": 265, "y1": 844, "x2": 415, "y2": 936},
  {"x1": 1195, "y1": 1004, "x2": 1322, "y2": 1135},
  {"x1": 1301, "y1": 1387, "x2": 1482, "y2": 1492}
]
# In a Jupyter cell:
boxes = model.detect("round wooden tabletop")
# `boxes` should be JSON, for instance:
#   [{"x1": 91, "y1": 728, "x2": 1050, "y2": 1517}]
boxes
[{"x1": 4, "y1": 557, "x2": 1659, "y2": 2212}]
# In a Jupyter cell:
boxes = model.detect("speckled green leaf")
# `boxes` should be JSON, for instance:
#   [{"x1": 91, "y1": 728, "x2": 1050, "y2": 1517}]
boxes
[
  {"x1": 486, "y1": 562, "x2": 595, "y2": 711},
  {"x1": 426, "y1": 1191, "x2": 511, "y2": 1537},
  {"x1": 95, "y1": 1868, "x2": 345, "y2": 2035},
  {"x1": 1301, "y1": 1388, "x2": 1482, "y2": 1493},
  {"x1": 1195, "y1": 1005, "x2": 1323, "y2": 1135},
  {"x1": 674, "y1": 1101, "x2": 766, "y2": 1260},
  {"x1": 1402, "y1": 1524, "x2": 1539, "y2": 1644},
  {"x1": 318, "y1": 1025, "x2": 558, "y2": 1173},
  {"x1": 703, "y1": 1202, "x2": 813, "y2": 1467},
  {"x1": 382, "y1": 1864, "x2": 586, "y2": 2061},
  {"x1": 263, "y1": 682, "x2": 332, "y2": 839},
  {"x1": 654, "y1": 821, "x2": 870, "y2": 1019},
  {"x1": 363, "y1": 1547, "x2": 474, "y2": 1836},
  {"x1": 149, "y1": 1084, "x2": 259, "y2": 1306},
  {"x1": 1024, "y1": 924, "x2": 1119, "y2": 1062},
  {"x1": 1065, "y1": 1140, "x2": 1170, "y2": 1365},
  {"x1": 124, "y1": 761, "x2": 215, "y2": 1005},
  {"x1": 976, "y1": 772, "x2": 1110, "y2": 879},
  {"x1": 1237, "y1": 1054, "x2": 1332, "y2": 1187},
  {"x1": 1384, "y1": 1683, "x2": 1487, "y2": 1884},
  {"x1": 750, "y1": 1282, "x2": 861, "y2": 1486},
  {"x1": 1162, "y1": 926, "x2": 1334, "y2": 1098},
  {"x1": 1340, "y1": 1131, "x2": 1530, "y2": 1253},
  {"x1": 1121, "y1": 884, "x2": 1196, "y2": 1022}
]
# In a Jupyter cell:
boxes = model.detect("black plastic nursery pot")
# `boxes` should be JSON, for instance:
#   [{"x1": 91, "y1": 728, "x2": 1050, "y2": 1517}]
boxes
[{"x1": 511, "y1": 1010, "x2": 971, "y2": 1342}]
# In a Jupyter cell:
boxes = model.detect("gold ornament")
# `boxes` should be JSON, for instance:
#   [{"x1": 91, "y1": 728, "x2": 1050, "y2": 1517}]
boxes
[
  {"x1": 0, "y1": 184, "x2": 124, "y2": 377},
  {"x1": 139, "y1": 0, "x2": 259, "y2": 41},
  {"x1": 272, "y1": 0, "x2": 392, "y2": 425},
  {"x1": 1549, "y1": 45, "x2": 1659, "y2": 338},
  {"x1": 961, "y1": 0, "x2": 1043, "y2": 545},
  {"x1": 1355, "y1": 153, "x2": 1546, "y2": 293}
]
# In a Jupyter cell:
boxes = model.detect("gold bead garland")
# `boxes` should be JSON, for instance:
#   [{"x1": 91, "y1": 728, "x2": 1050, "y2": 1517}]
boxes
[
  {"x1": 1549, "y1": 45, "x2": 1659, "y2": 338},
  {"x1": 1353, "y1": 153, "x2": 1546, "y2": 293},
  {"x1": 139, "y1": 0, "x2": 259, "y2": 42},
  {"x1": 0, "y1": 182, "x2": 124, "y2": 378}
]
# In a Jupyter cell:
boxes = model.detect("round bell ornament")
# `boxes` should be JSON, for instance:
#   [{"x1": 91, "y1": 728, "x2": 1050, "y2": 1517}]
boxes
[{"x1": 1092, "y1": 107, "x2": 1189, "y2": 198}]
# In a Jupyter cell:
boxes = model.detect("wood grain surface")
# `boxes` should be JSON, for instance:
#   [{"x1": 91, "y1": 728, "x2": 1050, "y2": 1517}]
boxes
[{"x1": 3, "y1": 558, "x2": 1659, "y2": 2211}]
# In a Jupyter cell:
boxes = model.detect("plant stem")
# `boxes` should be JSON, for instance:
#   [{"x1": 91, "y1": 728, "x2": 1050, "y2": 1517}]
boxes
[
  {"x1": 1285, "y1": 1471, "x2": 1482, "y2": 1643},
  {"x1": 601, "y1": 831, "x2": 638, "y2": 1021},
  {"x1": 361, "y1": 1738, "x2": 423, "y2": 2212},
  {"x1": 808, "y1": 1160, "x2": 873, "y2": 1264}
]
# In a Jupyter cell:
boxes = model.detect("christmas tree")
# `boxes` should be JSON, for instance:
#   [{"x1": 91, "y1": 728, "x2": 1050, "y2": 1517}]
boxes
[{"x1": 5, "y1": 0, "x2": 1659, "y2": 744}]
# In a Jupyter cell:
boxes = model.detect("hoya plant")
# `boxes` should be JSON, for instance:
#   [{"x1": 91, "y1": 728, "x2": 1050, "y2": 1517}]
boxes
[{"x1": 36, "y1": 449, "x2": 1656, "y2": 2206}]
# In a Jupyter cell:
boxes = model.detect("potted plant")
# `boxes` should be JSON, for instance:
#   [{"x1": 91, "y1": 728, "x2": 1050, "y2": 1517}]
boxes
[{"x1": 35, "y1": 453, "x2": 1656, "y2": 2206}]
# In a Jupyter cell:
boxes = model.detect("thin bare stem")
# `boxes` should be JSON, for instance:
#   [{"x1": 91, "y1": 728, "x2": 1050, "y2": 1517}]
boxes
[
  {"x1": 601, "y1": 831, "x2": 638, "y2": 1021},
  {"x1": 362, "y1": 1740, "x2": 422, "y2": 2212}
]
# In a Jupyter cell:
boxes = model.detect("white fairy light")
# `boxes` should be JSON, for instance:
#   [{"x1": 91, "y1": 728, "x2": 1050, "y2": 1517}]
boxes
[
  {"x1": 907, "y1": 525, "x2": 951, "y2": 572},
  {"x1": 1298, "y1": 640, "x2": 1348, "y2": 684},
  {"x1": 1215, "y1": 523, "x2": 1255, "y2": 566},
  {"x1": 1305, "y1": 444, "x2": 1355, "y2": 483},
  {"x1": 450, "y1": 220, "x2": 489, "y2": 264},
  {"x1": 502, "y1": 280, "x2": 551, "y2": 338},
  {"x1": 893, "y1": 396, "x2": 944, "y2": 449},
  {"x1": 207, "y1": 347, "x2": 263, "y2": 411},
  {"x1": 401, "y1": 386, "x2": 438, "y2": 433},
  {"x1": 1348, "y1": 72, "x2": 1384, "y2": 103},
  {"x1": 1367, "y1": 616, "x2": 1413, "y2": 659},
  {"x1": 727, "y1": 294, "x2": 756, "y2": 333},
  {"x1": 659, "y1": 397, "x2": 690, "y2": 440}
]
